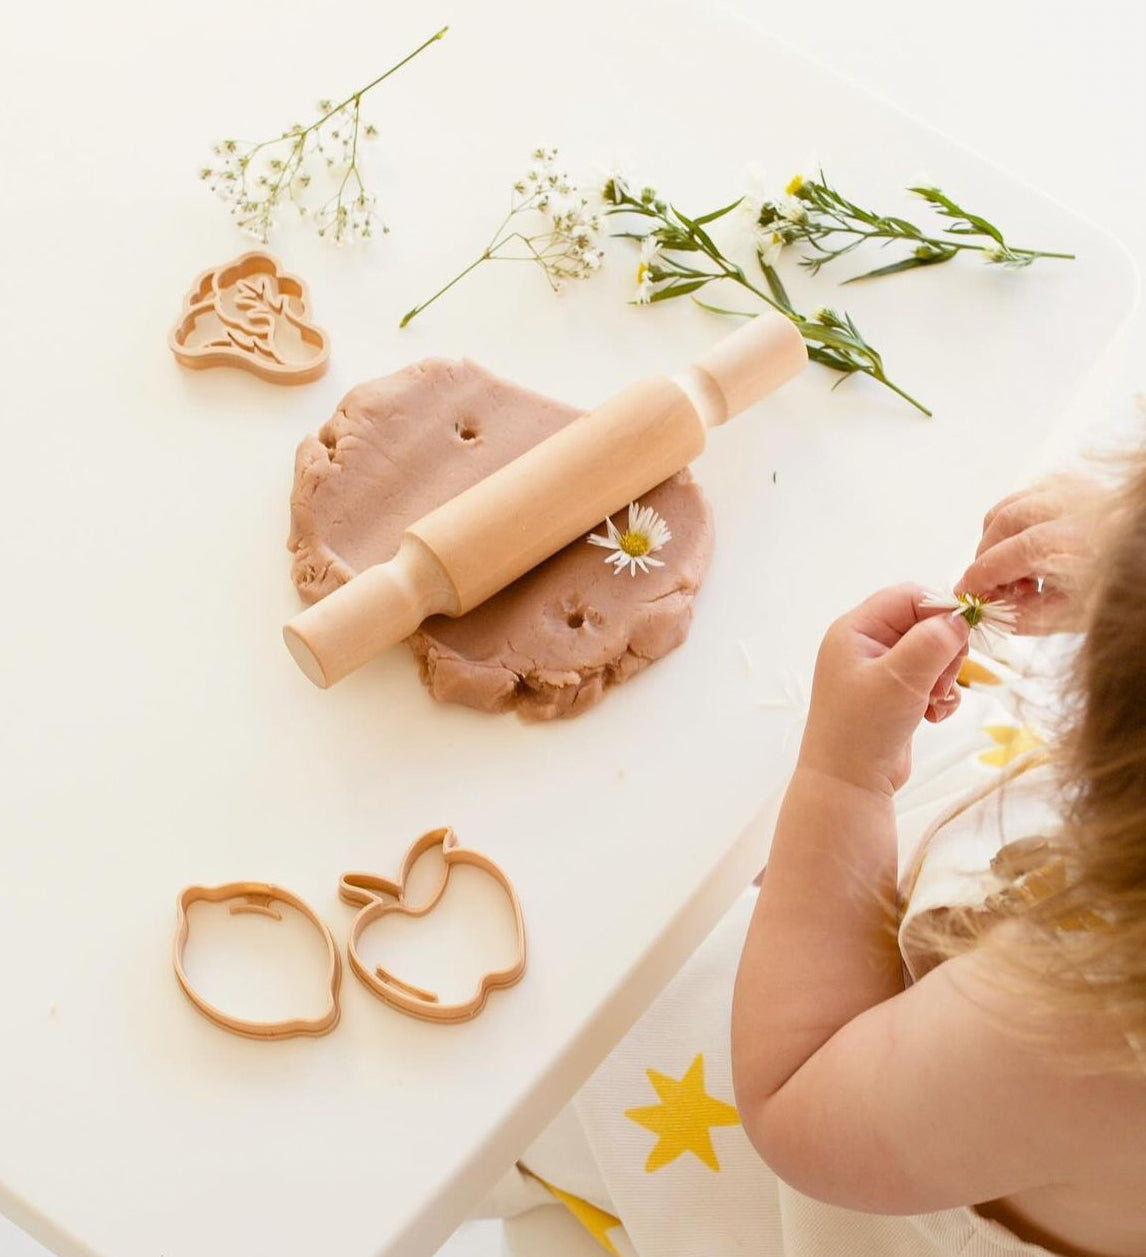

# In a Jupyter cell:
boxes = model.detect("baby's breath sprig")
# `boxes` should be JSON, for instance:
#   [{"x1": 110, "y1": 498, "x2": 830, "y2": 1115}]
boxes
[
  {"x1": 760, "y1": 172, "x2": 1074, "y2": 282},
  {"x1": 399, "y1": 148, "x2": 605, "y2": 327},
  {"x1": 200, "y1": 25, "x2": 447, "y2": 244},
  {"x1": 604, "y1": 174, "x2": 930, "y2": 416}
]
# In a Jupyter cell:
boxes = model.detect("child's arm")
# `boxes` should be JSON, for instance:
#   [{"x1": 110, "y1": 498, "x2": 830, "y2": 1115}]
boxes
[
  {"x1": 733, "y1": 584, "x2": 969, "y2": 1108},
  {"x1": 732, "y1": 585, "x2": 1137, "y2": 1216}
]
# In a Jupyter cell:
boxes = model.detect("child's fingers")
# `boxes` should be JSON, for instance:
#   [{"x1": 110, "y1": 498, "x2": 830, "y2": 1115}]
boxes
[
  {"x1": 975, "y1": 492, "x2": 1057, "y2": 558},
  {"x1": 925, "y1": 687, "x2": 962, "y2": 723},
  {"x1": 886, "y1": 610, "x2": 970, "y2": 697},
  {"x1": 970, "y1": 490, "x2": 1045, "y2": 555},
  {"x1": 980, "y1": 488, "x2": 1030, "y2": 533},
  {"x1": 1007, "y1": 586, "x2": 1075, "y2": 635},
  {"x1": 957, "y1": 521, "x2": 1061, "y2": 597},
  {"x1": 929, "y1": 639, "x2": 969, "y2": 705},
  {"x1": 844, "y1": 583, "x2": 929, "y2": 648}
]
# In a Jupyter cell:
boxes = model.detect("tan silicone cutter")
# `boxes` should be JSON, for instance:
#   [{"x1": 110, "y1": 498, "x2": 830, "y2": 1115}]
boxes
[
  {"x1": 340, "y1": 827, "x2": 527, "y2": 1023},
  {"x1": 169, "y1": 250, "x2": 330, "y2": 385},
  {"x1": 173, "y1": 883, "x2": 341, "y2": 1040}
]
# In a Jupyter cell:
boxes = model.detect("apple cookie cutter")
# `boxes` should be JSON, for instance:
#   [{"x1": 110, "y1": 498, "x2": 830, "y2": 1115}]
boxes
[
  {"x1": 169, "y1": 250, "x2": 330, "y2": 385},
  {"x1": 173, "y1": 882, "x2": 342, "y2": 1040},
  {"x1": 340, "y1": 827, "x2": 527, "y2": 1023}
]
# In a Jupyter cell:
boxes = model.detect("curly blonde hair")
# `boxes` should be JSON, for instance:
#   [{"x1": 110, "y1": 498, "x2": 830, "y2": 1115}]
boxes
[{"x1": 913, "y1": 457, "x2": 1146, "y2": 1071}]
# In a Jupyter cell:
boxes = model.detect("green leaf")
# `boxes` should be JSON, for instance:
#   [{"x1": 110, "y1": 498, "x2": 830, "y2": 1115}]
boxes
[
  {"x1": 842, "y1": 250, "x2": 956, "y2": 282},
  {"x1": 648, "y1": 278, "x2": 710, "y2": 302},
  {"x1": 654, "y1": 227, "x2": 702, "y2": 252},
  {"x1": 603, "y1": 200, "x2": 654, "y2": 218},
  {"x1": 808, "y1": 346, "x2": 860, "y2": 374},
  {"x1": 692, "y1": 196, "x2": 744, "y2": 226},
  {"x1": 692, "y1": 297, "x2": 758, "y2": 319},
  {"x1": 756, "y1": 259, "x2": 793, "y2": 309},
  {"x1": 669, "y1": 204, "x2": 722, "y2": 257},
  {"x1": 881, "y1": 216, "x2": 923, "y2": 238}
]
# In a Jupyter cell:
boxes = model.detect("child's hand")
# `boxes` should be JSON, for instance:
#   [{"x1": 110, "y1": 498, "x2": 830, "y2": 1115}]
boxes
[
  {"x1": 798, "y1": 585, "x2": 970, "y2": 795},
  {"x1": 956, "y1": 473, "x2": 1111, "y2": 634}
]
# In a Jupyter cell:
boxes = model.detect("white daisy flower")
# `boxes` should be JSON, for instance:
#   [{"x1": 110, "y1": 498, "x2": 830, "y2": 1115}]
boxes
[
  {"x1": 755, "y1": 226, "x2": 786, "y2": 267},
  {"x1": 779, "y1": 195, "x2": 807, "y2": 224},
  {"x1": 634, "y1": 235, "x2": 661, "y2": 303},
  {"x1": 920, "y1": 589, "x2": 1018, "y2": 653},
  {"x1": 740, "y1": 161, "x2": 770, "y2": 220},
  {"x1": 587, "y1": 501, "x2": 672, "y2": 576}
]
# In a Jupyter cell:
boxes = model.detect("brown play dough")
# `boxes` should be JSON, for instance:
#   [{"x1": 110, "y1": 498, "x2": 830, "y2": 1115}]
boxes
[{"x1": 288, "y1": 359, "x2": 714, "y2": 719}]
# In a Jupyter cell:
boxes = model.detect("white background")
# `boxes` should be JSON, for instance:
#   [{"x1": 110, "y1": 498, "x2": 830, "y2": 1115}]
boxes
[{"x1": 2, "y1": 1, "x2": 1142, "y2": 1255}]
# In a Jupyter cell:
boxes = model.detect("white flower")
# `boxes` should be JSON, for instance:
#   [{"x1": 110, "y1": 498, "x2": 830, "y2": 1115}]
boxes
[
  {"x1": 634, "y1": 235, "x2": 661, "y2": 303},
  {"x1": 517, "y1": 152, "x2": 606, "y2": 283},
  {"x1": 740, "y1": 161, "x2": 770, "y2": 220},
  {"x1": 920, "y1": 589, "x2": 1018, "y2": 653},
  {"x1": 755, "y1": 226, "x2": 786, "y2": 268},
  {"x1": 780, "y1": 195, "x2": 807, "y2": 224},
  {"x1": 587, "y1": 501, "x2": 672, "y2": 576}
]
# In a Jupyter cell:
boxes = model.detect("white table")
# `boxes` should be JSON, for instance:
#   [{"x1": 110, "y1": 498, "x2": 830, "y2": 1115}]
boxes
[{"x1": 0, "y1": 1, "x2": 1138, "y2": 1256}]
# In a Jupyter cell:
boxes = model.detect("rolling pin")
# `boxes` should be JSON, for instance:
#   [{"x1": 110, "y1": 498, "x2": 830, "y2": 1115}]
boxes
[{"x1": 284, "y1": 311, "x2": 807, "y2": 687}]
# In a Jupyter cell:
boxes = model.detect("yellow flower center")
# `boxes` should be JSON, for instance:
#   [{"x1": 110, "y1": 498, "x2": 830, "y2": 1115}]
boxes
[
  {"x1": 785, "y1": 174, "x2": 805, "y2": 196},
  {"x1": 956, "y1": 593, "x2": 985, "y2": 627},
  {"x1": 636, "y1": 262, "x2": 648, "y2": 284},
  {"x1": 619, "y1": 530, "x2": 651, "y2": 558}
]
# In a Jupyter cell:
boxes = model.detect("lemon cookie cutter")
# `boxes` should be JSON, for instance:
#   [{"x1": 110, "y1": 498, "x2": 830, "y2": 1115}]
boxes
[
  {"x1": 169, "y1": 251, "x2": 330, "y2": 385},
  {"x1": 339, "y1": 827, "x2": 527, "y2": 1023},
  {"x1": 173, "y1": 882, "x2": 342, "y2": 1040}
]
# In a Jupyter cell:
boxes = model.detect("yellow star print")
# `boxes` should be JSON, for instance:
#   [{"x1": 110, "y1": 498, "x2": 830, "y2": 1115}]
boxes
[
  {"x1": 625, "y1": 1053, "x2": 740, "y2": 1173},
  {"x1": 979, "y1": 723, "x2": 1044, "y2": 768}
]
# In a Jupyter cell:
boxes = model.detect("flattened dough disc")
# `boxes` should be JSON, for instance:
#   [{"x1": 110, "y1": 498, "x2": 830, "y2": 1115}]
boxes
[{"x1": 289, "y1": 359, "x2": 714, "y2": 719}]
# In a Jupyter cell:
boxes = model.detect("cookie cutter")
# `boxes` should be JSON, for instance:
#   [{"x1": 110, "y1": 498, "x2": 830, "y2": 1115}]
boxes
[
  {"x1": 169, "y1": 251, "x2": 330, "y2": 385},
  {"x1": 173, "y1": 882, "x2": 341, "y2": 1040},
  {"x1": 339, "y1": 827, "x2": 526, "y2": 1023}
]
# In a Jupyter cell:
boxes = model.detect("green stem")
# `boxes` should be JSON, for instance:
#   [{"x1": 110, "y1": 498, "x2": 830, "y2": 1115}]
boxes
[
  {"x1": 808, "y1": 222, "x2": 1074, "y2": 261},
  {"x1": 855, "y1": 366, "x2": 931, "y2": 416},
  {"x1": 643, "y1": 217, "x2": 931, "y2": 414},
  {"x1": 726, "y1": 268, "x2": 929, "y2": 415},
  {"x1": 401, "y1": 195, "x2": 552, "y2": 326},
  {"x1": 233, "y1": 26, "x2": 447, "y2": 153},
  {"x1": 314, "y1": 26, "x2": 448, "y2": 130},
  {"x1": 400, "y1": 251, "x2": 490, "y2": 327}
]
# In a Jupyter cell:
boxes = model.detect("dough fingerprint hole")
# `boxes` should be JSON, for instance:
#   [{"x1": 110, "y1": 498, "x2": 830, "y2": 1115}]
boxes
[
  {"x1": 456, "y1": 421, "x2": 479, "y2": 443},
  {"x1": 567, "y1": 611, "x2": 585, "y2": 629}
]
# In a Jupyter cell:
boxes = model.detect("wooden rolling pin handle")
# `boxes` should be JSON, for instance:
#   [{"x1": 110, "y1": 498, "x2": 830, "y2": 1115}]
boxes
[
  {"x1": 692, "y1": 311, "x2": 808, "y2": 423},
  {"x1": 283, "y1": 536, "x2": 458, "y2": 688}
]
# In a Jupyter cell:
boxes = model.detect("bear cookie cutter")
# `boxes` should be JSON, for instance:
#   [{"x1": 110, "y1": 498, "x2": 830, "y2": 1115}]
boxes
[{"x1": 169, "y1": 251, "x2": 330, "y2": 385}]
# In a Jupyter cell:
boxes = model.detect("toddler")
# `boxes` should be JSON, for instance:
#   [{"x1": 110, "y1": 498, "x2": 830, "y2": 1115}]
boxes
[{"x1": 491, "y1": 465, "x2": 1146, "y2": 1257}]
